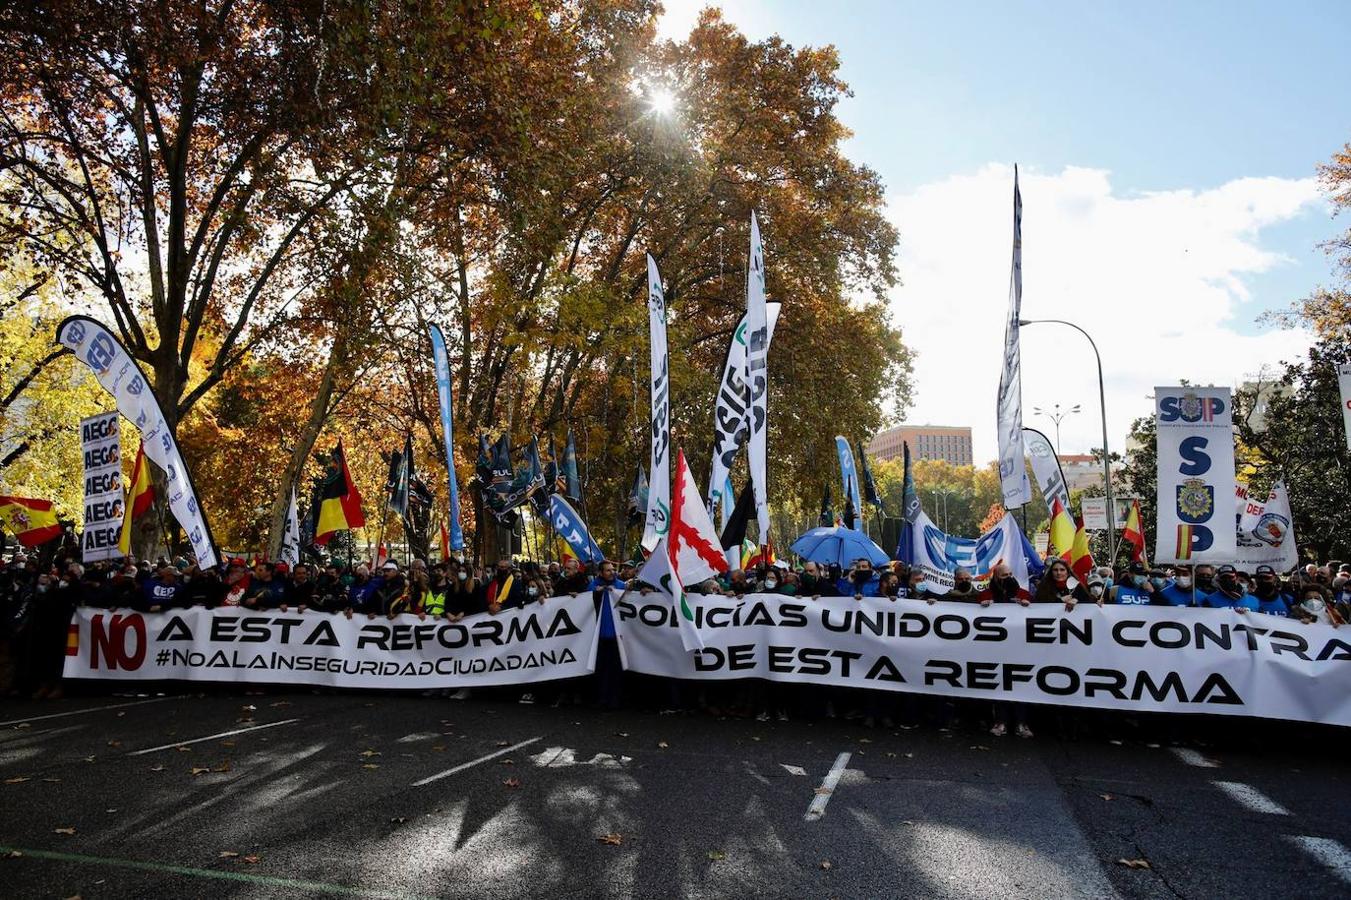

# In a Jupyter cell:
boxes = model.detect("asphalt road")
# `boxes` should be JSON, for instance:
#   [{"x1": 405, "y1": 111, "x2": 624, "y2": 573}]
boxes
[{"x1": 1, "y1": 686, "x2": 1349, "y2": 899}]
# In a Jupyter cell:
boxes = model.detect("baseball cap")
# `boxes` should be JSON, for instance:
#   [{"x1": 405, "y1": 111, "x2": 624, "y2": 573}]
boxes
[
  {"x1": 1217, "y1": 564, "x2": 1237, "y2": 575},
  {"x1": 1127, "y1": 562, "x2": 1147, "y2": 575},
  {"x1": 382, "y1": 561, "x2": 398, "y2": 571},
  {"x1": 1254, "y1": 565, "x2": 1276, "y2": 576}
]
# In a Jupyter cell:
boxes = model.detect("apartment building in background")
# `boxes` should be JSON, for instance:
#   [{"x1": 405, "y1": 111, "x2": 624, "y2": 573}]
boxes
[{"x1": 868, "y1": 424, "x2": 974, "y2": 466}]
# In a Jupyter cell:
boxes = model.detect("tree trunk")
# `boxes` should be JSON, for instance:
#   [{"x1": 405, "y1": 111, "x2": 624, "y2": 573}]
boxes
[{"x1": 265, "y1": 337, "x2": 343, "y2": 559}]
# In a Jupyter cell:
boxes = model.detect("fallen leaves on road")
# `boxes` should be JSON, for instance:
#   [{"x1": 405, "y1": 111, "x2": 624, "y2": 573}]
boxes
[
  {"x1": 900, "y1": 820, "x2": 915, "y2": 826},
  {"x1": 54, "y1": 827, "x2": 76, "y2": 835},
  {"x1": 190, "y1": 767, "x2": 211, "y2": 776},
  {"x1": 500, "y1": 759, "x2": 514, "y2": 766},
  {"x1": 432, "y1": 745, "x2": 446, "y2": 752},
  {"x1": 707, "y1": 850, "x2": 726, "y2": 861},
  {"x1": 361, "y1": 764, "x2": 380, "y2": 770},
  {"x1": 904, "y1": 753, "x2": 914, "y2": 759},
  {"x1": 596, "y1": 833, "x2": 623, "y2": 846},
  {"x1": 1100, "y1": 794, "x2": 1115, "y2": 802},
  {"x1": 220, "y1": 741, "x2": 235, "y2": 748},
  {"x1": 6, "y1": 850, "x2": 22, "y2": 858},
  {"x1": 106, "y1": 740, "x2": 121, "y2": 748},
  {"x1": 43, "y1": 777, "x2": 61, "y2": 783},
  {"x1": 858, "y1": 738, "x2": 872, "y2": 744},
  {"x1": 174, "y1": 746, "x2": 191, "y2": 753},
  {"x1": 14, "y1": 723, "x2": 31, "y2": 729},
  {"x1": 389, "y1": 817, "x2": 407, "y2": 825},
  {"x1": 148, "y1": 766, "x2": 165, "y2": 773},
  {"x1": 360, "y1": 749, "x2": 381, "y2": 758},
  {"x1": 241, "y1": 855, "x2": 261, "y2": 865},
  {"x1": 813, "y1": 787, "x2": 832, "y2": 796},
  {"x1": 211, "y1": 762, "x2": 232, "y2": 773},
  {"x1": 1117, "y1": 858, "x2": 1151, "y2": 870},
  {"x1": 819, "y1": 860, "x2": 833, "y2": 871},
  {"x1": 82, "y1": 756, "x2": 96, "y2": 763},
  {"x1": 219, "y1": 851, "x2": 240, "y2": 859},
  {"x1": 780, "y1": 765, "x2": 807, "y2": 776},
  {"x1": 971, "y1": 745, "x2": 991, "y2": 751},
  {"x1": 495, "y1": 740, "x2": 510, "y2": 748},
  {"x1": 504, "y1": 778, "x2": 522, "y2": 789},
  {"x1": 4, "y1": 777, "x2": 29, "y2": 784},
  {"x1": 270, "y1": 701, "x2": 291, "y2": 708},
  {"x1": 657, "y1": 741, "x2": 669, "y2": 749},
  {"x1": 615, "y1": 732, "x2": 629, "y2": 738}
]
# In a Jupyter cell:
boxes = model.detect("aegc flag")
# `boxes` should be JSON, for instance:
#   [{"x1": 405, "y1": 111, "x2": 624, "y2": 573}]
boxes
[{"x1": 1154, "y1": 386, "x2": 1236, "y2": 564}]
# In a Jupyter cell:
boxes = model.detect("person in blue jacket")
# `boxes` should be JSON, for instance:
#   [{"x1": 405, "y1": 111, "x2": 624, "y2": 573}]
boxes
[
  {"x1": 838, "y1": 558, "x2": 881, "y2": 598},
  {"x1": 1158, "y1": 565, "x2": 1198, "y2": 607},
  {"x1": 1251, "y1": 564, "x2": 1293, "y2": 616},
  {"x1": 590, "y1": 560, "x2": 626, "y2": 708},
  {"x1": 1200, "y1": 564, "x2": 1258, "y2": 612},
  {"x1": 1104, "y1": 562, "x2": 1156, "y2": 605}
]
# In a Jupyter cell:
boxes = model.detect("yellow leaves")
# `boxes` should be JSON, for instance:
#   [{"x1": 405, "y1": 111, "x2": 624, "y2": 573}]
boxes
[{"x1": 596, "y1": 833, "x2": 623, "y2": 846}]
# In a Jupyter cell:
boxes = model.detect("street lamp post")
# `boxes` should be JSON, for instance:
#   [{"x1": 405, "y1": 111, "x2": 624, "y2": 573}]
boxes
[
  {"x1": 1020, "y1": 318, "x2": 1117, "y2": 565},
  {"x1": 1032, "y1": 402, "x2": 1080, "y2": 453},
  {"x1": 929, "y1": 488, "x2": 954, "y2": 532}
]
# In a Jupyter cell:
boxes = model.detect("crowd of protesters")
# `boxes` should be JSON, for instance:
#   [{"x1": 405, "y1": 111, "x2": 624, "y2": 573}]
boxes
[{"x1": 3, "y1": 546, "x2": 1348, "y2": 738}]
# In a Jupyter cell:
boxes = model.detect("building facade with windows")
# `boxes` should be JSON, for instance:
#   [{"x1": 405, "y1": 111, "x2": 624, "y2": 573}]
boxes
[{"x1": 868, "y1": 424, "x2": 973, "y2": 466}]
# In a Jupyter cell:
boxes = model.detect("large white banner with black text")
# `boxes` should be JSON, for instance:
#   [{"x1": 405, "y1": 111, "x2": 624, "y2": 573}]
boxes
[
  {"x1": 79, "y1": 411, "x2": 123, "y2": 562},
  {"x1": 613, "y1": 592, "x2": 1351, "y2": 727},
  {"x1": 65, "y1": 595, "x2": 599, "y2": 689}
]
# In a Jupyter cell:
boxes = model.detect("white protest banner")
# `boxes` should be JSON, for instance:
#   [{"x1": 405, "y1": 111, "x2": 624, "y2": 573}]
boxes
[
  {"x1": 79, "y1": 411, "x2": 123, "y2": 562},
  {"x1": 1338, "y1": 363, "x2": 1351, "y2": 450},
  {"x1": 642, "y1": 254, "x2": 671, "y2": 552},
  {"x1": 996, "y1": 169, "x2": 1031, "y2": 508},
  {"x1": 707, "y1": 303, "x2": 779, "y2": 521},
  {"x1": 57, "y1": 316, "x2": 218, "y2": 568},
  {"x1": 745, "y1": 212, "x2": 772, "y2": 542},
  {"x1": 1154, "y1": 386, "x2": 1236, "y2": 564},
  {"x1": 614, "y1": 592, "x2": 1351, "y2": 727},
  {"x1": 1233, "y1": 481, "x2": 1299, "y2": 572},
  {"x1": 65, "y1": 594, "x2": 599, "y2": 689}
]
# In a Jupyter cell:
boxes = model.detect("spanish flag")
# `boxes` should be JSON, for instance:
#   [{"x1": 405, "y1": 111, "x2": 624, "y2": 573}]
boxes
[
  {"x1": 439, "y1": 520, "x2": 451, "y2": 561},
  {"x1": 0, "y1": 495, "x2": 62, "y2": 547},
  {"x1": 315, "y1": 441, "x2": 365, "y2": 545},
  {"x1": 1122, "y1": 499, "x2": 1147, "y2": 565},
  {"x1": 118, "y1": 440, "x2": 155, "y2": 556}
]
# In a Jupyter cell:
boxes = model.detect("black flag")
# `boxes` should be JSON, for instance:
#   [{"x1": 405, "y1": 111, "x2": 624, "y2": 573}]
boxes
[
  {"x1": 819, "y1": 484, "x2": 834, "y2": 527},
  {"x1": 843, "y1": 476, "x2": 857, "y2": 531},
  {"x1": 720, "y1": 480, "x2": 755, "y2": 552}
]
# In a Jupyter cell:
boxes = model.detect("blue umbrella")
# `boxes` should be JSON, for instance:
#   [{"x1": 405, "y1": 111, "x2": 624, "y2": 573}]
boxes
[{"x1": 789, "y1": 526, "x2": 891, "y2": 568}]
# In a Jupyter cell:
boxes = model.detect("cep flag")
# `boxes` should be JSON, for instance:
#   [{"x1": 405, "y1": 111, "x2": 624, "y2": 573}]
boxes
[
  {"x1": 0, "y1": 496, "x2": 62, "y2": 547},
  {"x1": 315, "y1": 441, "x2": 365, "y2": 545}
]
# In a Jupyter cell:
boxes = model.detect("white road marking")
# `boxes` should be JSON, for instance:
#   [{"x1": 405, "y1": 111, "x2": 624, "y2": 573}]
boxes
[
  {"x1": 127, "y1": 719, "x2": 301, "y2": 756},
  {"x1": 527, "y1": 746, "x2": 630, "y2": 768},
  {"x1": 395, "y1": 732, "x2": 439, "y2": 743},
  {"x1": 1213, "y1": 781, "x2": 1290, "y2": 816},
  {"x1": 780, "y1": 764, "x2": 807, "y2": 776},
  {"x1": 804, "y1": 752, "x2": 852, "y2": 823},
  {"x1": 0, "y1": 697, "x2": 170, "y2": 727},
  {"x1": 1287, "y1": 836, "x2": 1351, "y2": 884},
  {"x1": 412, "y1": 737, "x2": 542, "y2": 786},
  {"x1": 1170, "y1": 747, "x2": 1218, "y2": 768}
]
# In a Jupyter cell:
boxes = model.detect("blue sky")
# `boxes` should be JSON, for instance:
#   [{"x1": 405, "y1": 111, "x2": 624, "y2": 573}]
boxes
[{"x1": 661, "y1": 1, "x2": 1351, "y2": 460}]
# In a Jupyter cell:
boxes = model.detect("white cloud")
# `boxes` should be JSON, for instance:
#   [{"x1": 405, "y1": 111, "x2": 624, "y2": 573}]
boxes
[
  {"x1": 654, "y1": 1, "x2": 769, "y2": 41},
  {"x1": 888, "y1": 164, "x2": 1322, "y2": 464}
]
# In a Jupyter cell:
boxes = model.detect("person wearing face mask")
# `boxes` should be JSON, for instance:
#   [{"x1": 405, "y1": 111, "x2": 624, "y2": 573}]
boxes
[
  {"x1": 975, "y1": 562, "x2": 1031, "y2": 607},
  {"x1": 1200, "y1": 564, "x2": 1258, "y2": 612},
  {"x1": 838, "y1": 559, "x2": 881, "y2": 599},
  {"x1": 1292, "y1": 585, "x2": 1343, "y2": 626},
  {"x1": 798, "y1": 561, "x2": 838, "y2": 598},
  {"x1": 1158, "y1": 565, "x2": 1196, "y2": 607},
  {"x1": 485, "y1": 560, "x2": 527, "y2": 613},
  {"x1": 1102, "y1": 562, "x2": 1155, "y2": 606},
  {"x1": 944, "y1": 566, "x2": 980, "y2": 603},
  {"x1": 760, "y1": 563, "x2": 795, "y2": 595},
  {"x1": 1191, "y1": 564, "x2": 1219, "y2": 603},
  {"x1": 1250, "y1": 564, "x2": 1292, "y2": 617},
  {"x1": 555, "y1": 557, "x2": 591, "y2": 595}
]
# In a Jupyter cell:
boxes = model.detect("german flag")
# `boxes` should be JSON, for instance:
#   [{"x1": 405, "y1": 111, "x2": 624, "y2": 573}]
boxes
[
  {"x1": 315, "y1": 441, "x2": 365, "y2": 546},
  {"x1": 118, "y1": 440, "x2": 155, "y2": 556},
  {"x1": 0, "y1": 495, "x2": 62, "y2": 547}
]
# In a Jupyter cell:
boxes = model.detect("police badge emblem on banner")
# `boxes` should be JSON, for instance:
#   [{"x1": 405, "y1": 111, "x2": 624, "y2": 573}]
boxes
[{"x1": 1154, "y1": 387, "x2": 1236, "y2": 564}]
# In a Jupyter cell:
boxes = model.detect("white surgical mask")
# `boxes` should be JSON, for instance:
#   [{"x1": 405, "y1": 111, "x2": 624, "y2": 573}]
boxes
[
  {"x1": 1175, "y1": 577, "x2": 1192, "y2": 589},
  {"x1": 1089, "y1": 584, "x2": 1104, "y2": 597},
  {"x1": 457, "y1": 571, "x2": 468, "y2": 582},
  {"x1": 765, "y1": 579, "x2": 778, "y2": 589},
  {"x1": 527, "y1": 586, "x2": 538, "y2": 597}
]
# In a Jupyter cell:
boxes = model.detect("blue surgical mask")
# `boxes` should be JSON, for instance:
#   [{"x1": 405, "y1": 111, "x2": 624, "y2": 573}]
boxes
[
  {"x1": 1132, "y1": 575, "x2": 1147, "y2": 587},
  {"x1": 1149, "y1": 577, "x2": 1166, "y2": 590}
]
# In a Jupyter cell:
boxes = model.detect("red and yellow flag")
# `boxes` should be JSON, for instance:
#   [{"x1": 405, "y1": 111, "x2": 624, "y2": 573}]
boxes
[
  {"x1": 1049, "y1": 496, "x2": 1094, "y2": 581},
  {"x1": 1122, "y1": 499, "x2": 1147, "y2": 565},
  {"x1": 118, "y1": 440, "x2": 155, "y2": 556},
  {"x1": 439, "y1": 521, "x2": 451, "y2": 561},
  {"x1": 0, "y1": 495, "x2": 62, "y2": 547}
]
